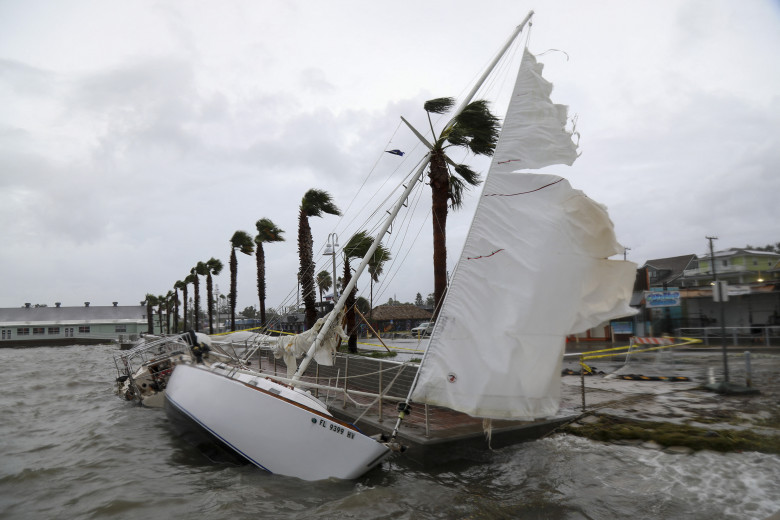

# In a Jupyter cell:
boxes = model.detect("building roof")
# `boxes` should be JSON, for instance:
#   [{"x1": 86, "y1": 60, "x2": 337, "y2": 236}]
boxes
[
  {"x1": 643, "y1": 254, "x2": 697, "y2": 286},
  {"x1": 0, "y1": 304, "x2": 148, "y2": 325},
  {"x1": 369, "y1": 304, "x2": 432, "y2": 321}
]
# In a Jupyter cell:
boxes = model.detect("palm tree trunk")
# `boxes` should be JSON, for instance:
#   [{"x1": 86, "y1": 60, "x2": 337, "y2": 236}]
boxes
[
  {"x1": 207, "y1": 274, "x2": 214, "y2": 334},
  {"x1": 230, "y1": 248, "x2": 237, "y2": 331},
  {"x1": 146, "y1": 302, "x2": 154, "y2": 334},
  {"x1": 257, "y1": 243, "x2": 267, "y2": 327},
  {"x1": 173, "y1": 290, "x2": 180, "y2": 332},
  {"x1": 157, "y1": 303, "x2": 164, "y2": 333},
  {"x1": 298, "y1": 210, "x2": 317, "y2": 329},
  {"x1": 343, "y1": 260, "x2": 358, "y2": 353},
  {"x1": 182, "y1": 286, "x2": 189, "y2": 331},
  {"x1": 193, "y1": 277, "x2": 201, "y2": 332},
  {"x1": 166, "y1": 299, "x2": 171, "y2": 333},
  {"x1": 430, "y1": 151, "x2": 449, "y2": 319}
]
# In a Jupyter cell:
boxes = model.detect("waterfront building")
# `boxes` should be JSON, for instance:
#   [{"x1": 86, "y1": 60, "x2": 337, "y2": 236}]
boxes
[{"x1": 0, "y1": 302, "x2": 156, "y2": 347}]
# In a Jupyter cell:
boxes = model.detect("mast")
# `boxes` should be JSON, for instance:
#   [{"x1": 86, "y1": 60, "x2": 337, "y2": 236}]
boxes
[{"x1": 292, "y1": 11, "x2": 535, "y2": 384}]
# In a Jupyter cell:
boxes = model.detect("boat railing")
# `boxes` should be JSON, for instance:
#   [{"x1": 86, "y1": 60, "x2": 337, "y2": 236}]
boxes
[
  {"x1": 246, "y1": 347, "x2": 490, "y2": 438},
  {"x1": 113, "y1": 334, "x2": 190, "y2": 378},
  {"x1": 114, "y1": 334, "x2": 243, "y2": 379}
]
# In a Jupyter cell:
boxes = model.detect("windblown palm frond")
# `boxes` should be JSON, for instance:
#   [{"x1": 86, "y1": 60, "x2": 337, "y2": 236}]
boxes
[{"x1": 301, "y1": 189, "x2": 341, "y2": 218}]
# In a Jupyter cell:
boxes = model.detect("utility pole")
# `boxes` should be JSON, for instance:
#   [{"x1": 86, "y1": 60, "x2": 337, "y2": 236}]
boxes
[{"x1": 707, "y1": 235, "x2": 729, "y2": 384}]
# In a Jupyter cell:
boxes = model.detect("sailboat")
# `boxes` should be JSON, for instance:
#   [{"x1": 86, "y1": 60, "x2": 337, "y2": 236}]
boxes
[{"x1": 163, "y1": 11, "x2": 636, "y2": 480}]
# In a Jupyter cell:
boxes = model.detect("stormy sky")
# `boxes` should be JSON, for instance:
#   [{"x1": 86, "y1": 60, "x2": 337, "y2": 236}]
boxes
[{"x1": 1, "y1": 0, "x2": 778, "y2": 312}]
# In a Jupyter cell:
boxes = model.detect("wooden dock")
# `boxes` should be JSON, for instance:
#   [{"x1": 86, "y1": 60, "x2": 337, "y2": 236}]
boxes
[{"x1": 251, "y1": 346, "x2": 573, "y2": 466}]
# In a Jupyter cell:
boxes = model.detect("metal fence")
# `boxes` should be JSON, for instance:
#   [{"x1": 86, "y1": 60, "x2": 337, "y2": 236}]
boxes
[{"x1": 677, "y1": 325, "x2": 780, "y2": 347}]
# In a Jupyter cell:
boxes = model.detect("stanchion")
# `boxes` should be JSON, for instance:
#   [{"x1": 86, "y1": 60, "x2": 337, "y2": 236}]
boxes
[{"x1": 580, "y1": 355, "x2": 586, "y2": 412}]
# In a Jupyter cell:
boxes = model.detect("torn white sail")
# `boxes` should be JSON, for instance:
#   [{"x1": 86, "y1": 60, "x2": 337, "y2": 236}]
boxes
[
  {"x1": 492, "y1": 47, "x2": 580, "y2": 172},
  {"x1": 409, "y1": 48, "x2": 636, "y2": 420}
]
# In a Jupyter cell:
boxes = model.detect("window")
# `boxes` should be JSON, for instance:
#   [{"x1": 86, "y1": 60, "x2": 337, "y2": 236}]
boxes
[
  {"x1": 115, "y1": 325, "x2": 127, "y2": 333},
  {"x1": 33, "y1": 327, "x2": 45, "y2": 335},
  {"x1": 1, "y1": 329, "x2": 9, "y2": 340},
  {"x1": 78, "y1": 326, "x2": 90, "y2": 334},
  {"x1": 48, "y1": 327, "x2": 60, "y2": 335},
  {"x1": 17, "y1": 328, "x2": 30, "y2": 336},
  {"x1": 722, "y1": 260, "x2": 728, "y2": 267}
]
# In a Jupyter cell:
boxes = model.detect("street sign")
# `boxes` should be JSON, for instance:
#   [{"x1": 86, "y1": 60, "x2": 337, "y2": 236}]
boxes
[{"x1": 645, "y1": 290, "x2": 681, "y2": 308}]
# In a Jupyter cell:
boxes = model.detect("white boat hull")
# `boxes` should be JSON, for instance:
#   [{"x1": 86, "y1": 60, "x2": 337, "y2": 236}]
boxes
[{"x1": 164, "y1": 363, "x2": 392, "y2": 480}]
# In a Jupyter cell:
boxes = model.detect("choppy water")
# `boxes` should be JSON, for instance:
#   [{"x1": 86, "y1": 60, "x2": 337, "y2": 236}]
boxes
[{"x1": 1, "y1": 345, "x2": 778, "y2": 520}]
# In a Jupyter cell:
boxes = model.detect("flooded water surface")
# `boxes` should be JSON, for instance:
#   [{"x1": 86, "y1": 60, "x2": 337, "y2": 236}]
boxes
[{"x1": 1, "y1": 345, "x2": 778, "y2": 519}]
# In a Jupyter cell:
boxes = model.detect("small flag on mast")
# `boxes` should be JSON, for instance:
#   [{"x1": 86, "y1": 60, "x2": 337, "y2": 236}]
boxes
[{"x1": 385, "y1": 149, "x2": 404, "y2": 156}]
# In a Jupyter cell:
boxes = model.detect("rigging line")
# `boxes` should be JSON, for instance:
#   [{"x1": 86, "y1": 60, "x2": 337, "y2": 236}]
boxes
[
  {"x1": 340, "y1": 159, "x2": 430, "y2": 284},
  {"x1": 473, "y1": 32, "x2": 520, "y2": 104},
  {"x1": 316, "y1": 163, "x2": 422, "y2": 302},
  {"x1": 348, "y1": 178, "x2": 427, "y2": 306},
  {"x1": 372, "y1": 204, "x2": 430, "y2": 306},
  {"x1": 337, "y1": 152, "x2": 429, "y2": 242},
  {"x1": 381, "y1": 169, "x2": 424, "y2": 252},
  {"x1": 536, "y1": 48, "x2": 570, "y2": 61},
  {"x1": 335, "y1": 120, "x2": 406, "y2": 230},
  {"x1": 367, "y1": 207, "x2": 422, "y2": 304},
  {"x1": 471, "y1": 23, "x2": 526, "y2": 109}
]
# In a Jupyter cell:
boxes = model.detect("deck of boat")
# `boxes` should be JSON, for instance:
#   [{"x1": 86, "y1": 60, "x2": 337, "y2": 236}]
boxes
[{"x1": 245, "y1": 342, "x2": 573, "y2": 466}]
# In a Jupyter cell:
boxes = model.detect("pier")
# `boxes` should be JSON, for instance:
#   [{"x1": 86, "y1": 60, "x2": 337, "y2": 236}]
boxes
[{"x1": 245, "y1": 337, "x2": 780, "y2": 464}]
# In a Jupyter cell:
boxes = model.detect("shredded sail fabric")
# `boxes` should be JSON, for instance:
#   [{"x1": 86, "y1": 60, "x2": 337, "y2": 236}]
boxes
[
  {"x1": 491, "y1": 47, "x2": 580, "y2": 172},
  {"x1": 409, "y1": 47, "x2": 635, "y2": 420},
  {"x1": 273, "y1": 308, "x2": 348, "y2": 377},
  {"x1": 410, "y1": 173, "x2": 636, "y2": 420}
]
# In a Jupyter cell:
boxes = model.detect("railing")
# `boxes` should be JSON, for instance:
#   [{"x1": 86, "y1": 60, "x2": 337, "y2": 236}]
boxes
[
  {"x1": 114, "y1": 334, "x2": 191, "y2": 379},
  {"x1": 677, "y1": 326, "x2": 780, "y2": 347},
  {"x1": 114, "y1": 334, "x2": 243, "y2": 378},
  {"x1": 250, "y1": 348, "x2": 475, "y2": 438},
  {"x1": 683, "y1": 265, "x2": 748, "y2": 276}
]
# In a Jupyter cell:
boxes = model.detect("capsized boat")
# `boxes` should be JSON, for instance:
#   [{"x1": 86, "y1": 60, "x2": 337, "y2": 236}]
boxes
[
  {"x1": 163, "y1": 308, "x2": 397, "y2": 480},
  {"x1": 165, "y1": 362, "x2": 391, "y2": 480},
  {"x1": 163, "y1": 10, "x2": 637, "y2": 480}
]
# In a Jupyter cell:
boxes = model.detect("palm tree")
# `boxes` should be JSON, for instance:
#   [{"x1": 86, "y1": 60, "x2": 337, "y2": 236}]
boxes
[
  {"x1": 316, "y1": 270, "x2": 332, "y2": 304},
  {"x1": 422, "y1": 97, "x2": 500, "y2": 318},
  {"x1": 298, "y1": 189, "x2": 341, "y2": 328},
  {"x1": 229, "y1": 231, "x2": 255, "y2": 331},
  {"x1": 143, "y1": 294, "x2": 158, "y2": 334},
  {"x1": 205, "y1": 257, "x2": 223, "y2": 334},
  {"x1": 367, "y1": 243, "x2": 391, "y2": 318},
  {"x1": 173, "y1": 280, "x2": 185, "y2": 332},
  {"x1": 255, "y1": 218, "x2": 285, "y2": 328},
  {"x1": 164, "y1": 290, "x2": 174, "y2": 333},
  {"x1": 191, "y1": 262, "x2": 208, "y2": 332},
  {"x1": 156, "y1": 294, "x2": 166, "y2": 334},
  {"x1": 183, "y1": 273, "x2": 197, "y2": 331},
  {"x1": 342, "y1": 231, "x2": 390, "y2": 353}
]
